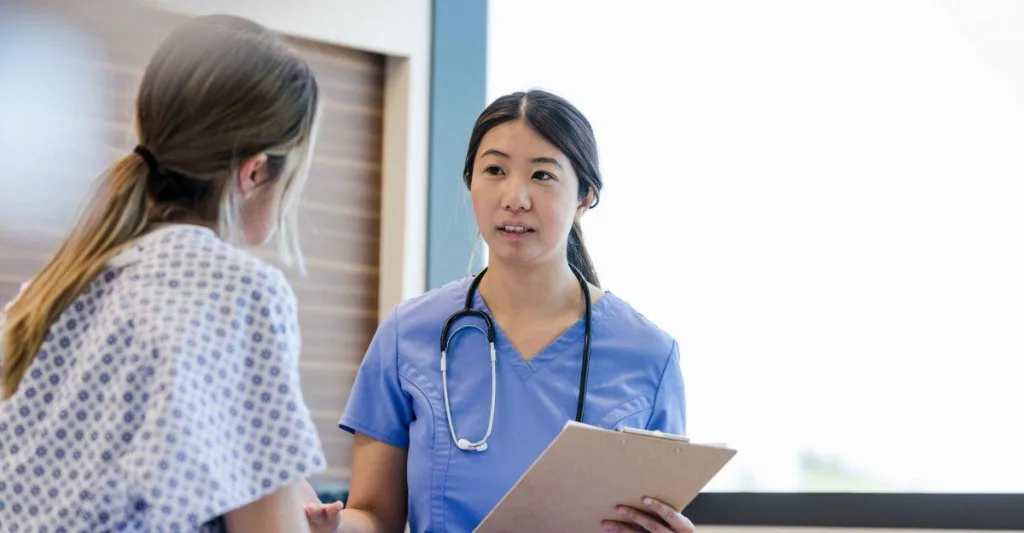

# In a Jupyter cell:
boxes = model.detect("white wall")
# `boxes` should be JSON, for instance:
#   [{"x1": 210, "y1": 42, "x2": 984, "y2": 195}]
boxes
[{"x1": 146, "y1": 0, "x2": 431, "y2": 317}]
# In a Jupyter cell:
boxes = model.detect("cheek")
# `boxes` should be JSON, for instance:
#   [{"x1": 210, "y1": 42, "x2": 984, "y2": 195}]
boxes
[
  {"x1": 469, "y1": 186, "x2": 492, "y2": 223},
  {"x1": 537, "y1": 191, "x2": 579, "y2": 230}
]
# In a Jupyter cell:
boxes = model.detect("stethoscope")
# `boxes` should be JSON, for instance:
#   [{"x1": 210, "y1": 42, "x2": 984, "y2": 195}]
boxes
[{"x1": 439, "y1": 265, "x2": 593, "y2": 452}]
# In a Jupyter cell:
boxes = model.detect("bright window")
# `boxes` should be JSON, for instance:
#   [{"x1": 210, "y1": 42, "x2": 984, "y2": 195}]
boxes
[{"x1": 488, "y1": 0, "x2": 1024, "y2": 492}]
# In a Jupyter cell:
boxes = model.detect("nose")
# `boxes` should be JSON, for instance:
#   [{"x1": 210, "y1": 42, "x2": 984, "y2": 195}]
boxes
[{"x1": 501, "y1": 176, "x2": 531, "y2": 212}]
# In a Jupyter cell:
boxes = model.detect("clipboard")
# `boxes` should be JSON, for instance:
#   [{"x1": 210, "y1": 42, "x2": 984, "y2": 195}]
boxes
[{"x1": 473, "y1": 421, "x2": 737, "y2": 533}]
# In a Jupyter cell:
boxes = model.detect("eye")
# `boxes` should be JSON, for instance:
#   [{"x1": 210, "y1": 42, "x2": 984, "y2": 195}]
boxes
[
  {"x1": 532, "y1": 171, "x2": 555, "y2": 181},
  {"x1": 483, "y1": 165, "x2": 505, "y2": 176}
]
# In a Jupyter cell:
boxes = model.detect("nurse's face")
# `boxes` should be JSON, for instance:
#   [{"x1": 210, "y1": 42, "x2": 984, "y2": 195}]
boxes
[{"x1": 470, "y1": 120, "x2": 586, "y2": 268}]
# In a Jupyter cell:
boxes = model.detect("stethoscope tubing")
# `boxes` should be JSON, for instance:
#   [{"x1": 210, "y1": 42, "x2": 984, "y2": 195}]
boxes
[{"x1": 439, "y1": 265, "x2": 592, "y2": 452}]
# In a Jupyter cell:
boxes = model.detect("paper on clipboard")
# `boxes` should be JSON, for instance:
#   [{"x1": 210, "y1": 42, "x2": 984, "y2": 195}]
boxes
[{"x1": 473, "y1": 421, "x2": 736, "y2": 533}]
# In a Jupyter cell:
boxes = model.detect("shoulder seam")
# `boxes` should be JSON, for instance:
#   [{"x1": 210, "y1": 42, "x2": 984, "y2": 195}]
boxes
[{"x1": 645, "y1": 338, "x2": 679, "y2": 430}]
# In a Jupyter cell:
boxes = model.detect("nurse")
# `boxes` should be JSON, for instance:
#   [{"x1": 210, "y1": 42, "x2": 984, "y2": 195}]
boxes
[{"x1": 307, "y1": 90, "x2": 691, "y2": 533}]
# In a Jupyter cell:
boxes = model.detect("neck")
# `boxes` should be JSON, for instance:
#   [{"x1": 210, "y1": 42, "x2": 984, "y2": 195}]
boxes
[{"x1": 478, "y1": 257, "x2": 582, "y2": 321}]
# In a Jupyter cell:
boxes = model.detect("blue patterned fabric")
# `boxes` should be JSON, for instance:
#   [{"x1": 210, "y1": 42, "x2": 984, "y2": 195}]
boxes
[{"x1": 0, "y1": 224, "x2": 325, "y2": 532}]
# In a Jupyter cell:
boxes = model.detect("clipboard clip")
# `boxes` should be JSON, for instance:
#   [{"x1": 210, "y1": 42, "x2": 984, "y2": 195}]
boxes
[{"x1": 617, "y1": 427, "x2": 690, "y2": 443}]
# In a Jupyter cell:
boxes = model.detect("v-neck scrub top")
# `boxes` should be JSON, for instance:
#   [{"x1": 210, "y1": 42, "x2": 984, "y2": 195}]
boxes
[{"x1": 338, "y1": 276, "x2": 686, "y2": 533}]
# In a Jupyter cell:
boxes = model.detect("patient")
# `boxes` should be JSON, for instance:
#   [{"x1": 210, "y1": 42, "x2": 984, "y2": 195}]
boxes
[{"x1": 0, "y1": 13, "x2": 324, "y2": 532}]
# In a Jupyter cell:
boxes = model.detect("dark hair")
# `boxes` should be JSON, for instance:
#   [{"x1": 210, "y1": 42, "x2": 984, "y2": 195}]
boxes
[{"x1": 462, "y1": 89, "x2": 603, "y2": 286}]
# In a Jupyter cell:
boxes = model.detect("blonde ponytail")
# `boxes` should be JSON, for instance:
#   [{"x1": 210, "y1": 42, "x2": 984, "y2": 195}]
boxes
[
  {"x1": 1, "y1": 14, "x2": 320, "y2": 399},
  {"x1": 1, "y1": 154, "x2": 152, "y2": 399}
]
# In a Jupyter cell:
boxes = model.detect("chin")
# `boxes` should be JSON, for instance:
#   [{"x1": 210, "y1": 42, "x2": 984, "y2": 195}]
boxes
[{"x1": 488, "y1": 244, "x2": 552, "y2": 268}]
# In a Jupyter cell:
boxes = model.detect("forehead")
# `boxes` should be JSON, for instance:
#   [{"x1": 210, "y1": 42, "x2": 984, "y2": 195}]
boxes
[{"x1": 477, "y1": 120, "x2": 569, "y2": 164}]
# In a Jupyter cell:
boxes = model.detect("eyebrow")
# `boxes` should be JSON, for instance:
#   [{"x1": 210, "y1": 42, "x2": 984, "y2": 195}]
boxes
[
  {"x1": 480, "y1": 149, "x2": 564, "y2": 169},
  {"x1": 530, "y1": 156, "x2": 563, "y2": 169}
]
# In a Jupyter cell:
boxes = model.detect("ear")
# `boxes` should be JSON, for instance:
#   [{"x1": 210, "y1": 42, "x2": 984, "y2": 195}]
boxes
[
  {"x1": 237, "y1": 153, "x2": 270, "y2": 200},
  {"x1": 575, "y1": 188, "x2": 596, "y2": 222}
]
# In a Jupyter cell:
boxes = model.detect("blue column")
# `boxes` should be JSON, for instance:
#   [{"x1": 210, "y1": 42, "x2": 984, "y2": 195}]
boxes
[{"x1": 426, "y1": 0, "x2": 488, "y2": 290}]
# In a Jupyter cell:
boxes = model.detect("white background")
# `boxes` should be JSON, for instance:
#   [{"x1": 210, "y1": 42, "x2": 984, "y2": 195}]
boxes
[{"x1": 489, "y1": 0, "x2": 1024, "y2": 492}]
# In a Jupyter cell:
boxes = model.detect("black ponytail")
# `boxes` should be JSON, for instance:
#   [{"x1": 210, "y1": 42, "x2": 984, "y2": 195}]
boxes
[{"x1": 568, "y1": 220, "x2": 599, "y2": 286}]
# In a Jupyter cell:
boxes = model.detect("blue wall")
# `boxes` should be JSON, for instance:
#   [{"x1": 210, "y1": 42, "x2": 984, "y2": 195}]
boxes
[{"x1": 426, "y1": 0, "x2": 488, "y2": 289}]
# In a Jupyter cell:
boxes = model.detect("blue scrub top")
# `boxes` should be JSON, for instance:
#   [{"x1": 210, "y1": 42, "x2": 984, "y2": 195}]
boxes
[{"x1": 338, "y1": 276, "x2": 686, "y2": 533}]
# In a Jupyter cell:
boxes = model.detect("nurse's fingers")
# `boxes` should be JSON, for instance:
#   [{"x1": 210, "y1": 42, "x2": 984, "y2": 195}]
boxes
[
  {"x1": 641, "y1": 497, "x2": 695, "y2": 533},
  {"x1": 609, "y1": 505, "x2": 672, "y2": 532},
  {"x1": 601, "y1": 520, "x2": 646, "y2": 532}
]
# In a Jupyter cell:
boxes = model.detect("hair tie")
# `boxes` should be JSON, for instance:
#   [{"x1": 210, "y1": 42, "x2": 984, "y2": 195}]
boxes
[{"x1": 133, "y1": 145, "x2": 160, "y2": 176}]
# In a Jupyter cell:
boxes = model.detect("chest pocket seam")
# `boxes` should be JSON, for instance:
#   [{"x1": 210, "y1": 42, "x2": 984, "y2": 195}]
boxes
[{"x1": 595, "y1": 395, "x2": 655, "y2": 429}]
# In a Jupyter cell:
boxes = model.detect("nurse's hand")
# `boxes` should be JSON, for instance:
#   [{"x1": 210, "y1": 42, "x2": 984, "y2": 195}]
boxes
[
  {"x1": 305, "y1": 501, "x2": 345, "y2": 533},
  {"x1": 602, "y1": 497, "x2": 695, "y2": 533}
]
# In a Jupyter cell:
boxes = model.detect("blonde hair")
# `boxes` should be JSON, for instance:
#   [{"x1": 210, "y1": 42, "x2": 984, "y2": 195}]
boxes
[{"x1": 1, "y1": 14, "x2": 320, "y2": 399}]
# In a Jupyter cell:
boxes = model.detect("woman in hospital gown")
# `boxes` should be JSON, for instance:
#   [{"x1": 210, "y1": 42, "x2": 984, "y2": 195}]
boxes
[{"x1": 0, "y1": 14, "x2": 324, "y2": 532}]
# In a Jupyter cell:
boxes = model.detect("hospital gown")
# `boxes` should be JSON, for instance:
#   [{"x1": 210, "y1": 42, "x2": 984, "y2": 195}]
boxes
[{"x1": 0, "y1": 224, "x2": 325, "y2": 532}]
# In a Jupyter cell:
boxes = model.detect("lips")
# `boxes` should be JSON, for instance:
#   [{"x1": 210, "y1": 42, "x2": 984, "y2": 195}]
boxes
[
  {"x1": 498, "y1": 225, "x2": 532, "y2": 233},
  {"x1": 497, "y1": 221, "x2": 535, "y2": 236}
]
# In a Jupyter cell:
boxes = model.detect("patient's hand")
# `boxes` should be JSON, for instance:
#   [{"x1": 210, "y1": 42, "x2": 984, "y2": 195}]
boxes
[
  {"x1": 297, "y1": 479, "x2": 344, "y2": 533},
  {"x1": 305, "y1": 501, "x2": 345, "y2": 533}
]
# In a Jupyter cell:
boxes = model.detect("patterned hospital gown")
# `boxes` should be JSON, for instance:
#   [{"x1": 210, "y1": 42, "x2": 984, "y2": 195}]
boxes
[{"x1": 0, "y1": 224, "x2": 326, "y2": 532}]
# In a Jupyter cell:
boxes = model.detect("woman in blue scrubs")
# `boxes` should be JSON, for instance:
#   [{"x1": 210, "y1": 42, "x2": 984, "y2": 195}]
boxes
[{"x1": 307, "y1": 90, "x2": 692, "y2": 533}]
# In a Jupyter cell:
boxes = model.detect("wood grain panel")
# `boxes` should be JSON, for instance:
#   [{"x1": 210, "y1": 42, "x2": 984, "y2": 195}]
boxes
[{"x1": 0, "y1": 0, "x2": 382, "y2": 487}]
